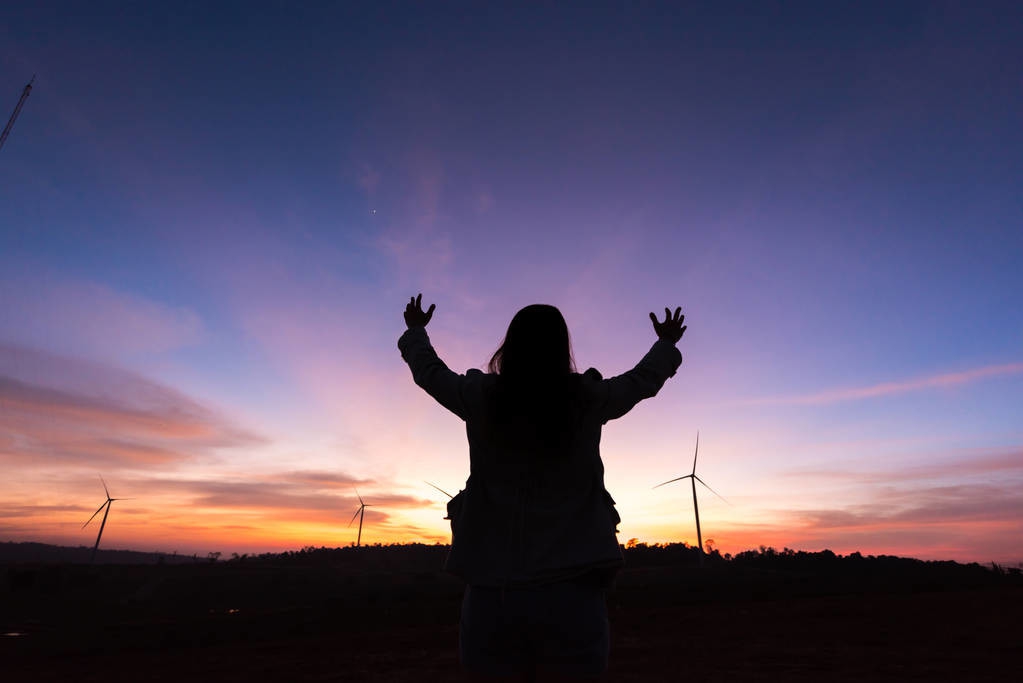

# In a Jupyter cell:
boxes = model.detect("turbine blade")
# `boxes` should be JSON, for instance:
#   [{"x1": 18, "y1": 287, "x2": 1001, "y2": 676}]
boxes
[
  {"x1": 425, "y1": 481, "x2": 453, "y2": 498},
  {"x1": 348, "y1": 506, "x2": 362, "y2": 527},
  {"x1": 653, "y1": 474, "x2": 693, "y2": 489},
  {"x1": 691, "y1": 431, "x2": 700, "y2": 474},
  {"x1": 82, "y1": 501, "x2": 108, "y2": 528},
  {"x1": 694, "y1": 476, "x2": 729, "y2": 504},
  {"x1": 100, "y1": 475, "x2": 111, "y2": 500},
  {"x1": 355, "y1": 488, "x2": 364, "y2": 506}
]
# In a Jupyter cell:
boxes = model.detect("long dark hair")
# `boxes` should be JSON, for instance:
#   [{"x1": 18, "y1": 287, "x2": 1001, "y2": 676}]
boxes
[
  {"x1": 487, "y1": 305, "x2": 580, "y2": 459},
  {"x1": 488, "y1": 304, "x2": 576, "y2": 378}
]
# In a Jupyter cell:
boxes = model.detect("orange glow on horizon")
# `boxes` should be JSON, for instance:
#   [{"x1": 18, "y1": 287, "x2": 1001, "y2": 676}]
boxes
[{"x1": 6, "y1": 501, "x2": 1018, "y2": 566}]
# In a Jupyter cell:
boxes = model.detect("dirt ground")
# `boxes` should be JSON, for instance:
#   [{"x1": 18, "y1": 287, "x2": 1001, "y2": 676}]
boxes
[{"x1": 3, "y1": 564, "x2": 1021, "y2": 681}]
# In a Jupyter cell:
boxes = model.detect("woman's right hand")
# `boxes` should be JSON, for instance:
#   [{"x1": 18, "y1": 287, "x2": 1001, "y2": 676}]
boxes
[{"x1": 649, "y1": 307, "x2": 686, "y2": 344}]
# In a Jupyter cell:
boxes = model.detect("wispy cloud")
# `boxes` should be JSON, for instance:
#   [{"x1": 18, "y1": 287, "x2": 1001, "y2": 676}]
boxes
[
  {"x1": 0, "y1": 274, "x2": 203, "y2": 357},
  {"x1": 135, "y1": 476, "x2": 428, "y2": 514},
  {"x1": 708, "y1": 479, "x2": 1023, "y2": 562},
  {"x1": 782, "y1": 447, "x2": 1023, "y2": 483},
  {"x1": 277, "y1": 470, "x2": 374, "y2": 488},
  {"x1": 774, "y1": 447, "x2": 1023, "y2": 531},
  {"x1": 789, "y1": 483, "x2": 1023, "y2": 528},
  {"x1": 0, "y1": 504, "x2": 89, "y2": 518},
  {"x1": 0, "y1": 345, "x2": 264, "y2": 468},
  {"x1": 748, "y1": 362, "x2": 1023, "y2": 406}
]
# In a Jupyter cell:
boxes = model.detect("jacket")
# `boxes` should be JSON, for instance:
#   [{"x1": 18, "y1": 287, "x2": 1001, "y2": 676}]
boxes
[{"x1": 398, "y1": 326, "x2": 682, "y2": 586}]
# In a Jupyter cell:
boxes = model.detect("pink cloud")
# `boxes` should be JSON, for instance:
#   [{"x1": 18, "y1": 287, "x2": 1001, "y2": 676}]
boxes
[
  {"x1": 0, "y1": 274, "x2": 203, "y2": 357},
  {"x1": 789, "y1": 483, "x2": 1023, "y2": 528},
  {"x1": 0, "y1": 345, "x2": 263, "y2": 468},
  {"x1": 83, "y1": 471, "x2": 427, "y2": 515},
  {"x1": 136, "y1": 477, "x2": 428, "y2": 518},
  {"x1": 783, "y1": 447, "x2": 1023, "y2": 483},
  {"x1": 710, "y1": 480, "x2": 1023, "y2": 563},
  {"x1": 712, "y1": 518, "x2": 1022, "y2": 564},
  {"x1": 749, "y1": 362, "x2": 1023, "y2": 406}
]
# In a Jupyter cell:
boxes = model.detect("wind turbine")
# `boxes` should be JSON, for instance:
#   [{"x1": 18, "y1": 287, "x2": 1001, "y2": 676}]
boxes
[
  {"x1": 425, "y1": 481, "x2": 456, "y2": 520},
  {"x1": 424, "y1": 481, "x2": 453, "y2": 499},
  {"x1": 82, "y1": 476, "x2": 132, "y2": 563},
  {"x1": 654, "y1": 432, "x2": 727, "y2": 566},
  {"x1": 348, "y1": 489, "x2": 373, "y2": 547}
]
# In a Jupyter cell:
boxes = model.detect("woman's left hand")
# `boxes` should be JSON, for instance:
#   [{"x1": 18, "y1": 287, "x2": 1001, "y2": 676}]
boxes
[
  {"x1": 649, "y1": 306, "x2": 686, "y2": 344},
  {"x1": 404, "y1": 293, "x2": 436, "y2": 328}
]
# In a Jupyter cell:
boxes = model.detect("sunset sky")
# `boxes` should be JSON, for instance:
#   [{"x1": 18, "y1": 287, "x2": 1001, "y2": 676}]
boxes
[{"x1": 2, "y1": 2, "x2": 1021, "y2": 564}]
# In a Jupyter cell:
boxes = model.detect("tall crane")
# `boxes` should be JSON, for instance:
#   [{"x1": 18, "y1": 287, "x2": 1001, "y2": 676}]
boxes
[{"x1": 0, "y1": 75, "x2": 34, "y2": 153}]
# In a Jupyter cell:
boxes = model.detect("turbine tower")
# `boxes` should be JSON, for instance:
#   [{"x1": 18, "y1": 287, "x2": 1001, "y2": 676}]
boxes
[
  {"x1": 82, "y1": 476, "x2": 132, "y2": 563},
  {"x1": 1, "y1": 76, "x2": 34, "y2": 153},
  {"x1": 654, "y1": 432, "x2": 727, "y2": 567},
  {"x1": 348, "y1": 489, "x2": 373, "y2": 547}
]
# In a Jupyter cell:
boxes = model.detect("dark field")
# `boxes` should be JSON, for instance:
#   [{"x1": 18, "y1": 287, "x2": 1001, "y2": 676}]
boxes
[{"x1": 3, "y1": 548, "x2": 1021, "y2": 681}]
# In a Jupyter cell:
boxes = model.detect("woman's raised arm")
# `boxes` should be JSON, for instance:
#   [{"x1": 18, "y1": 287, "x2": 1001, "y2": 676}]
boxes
[{"x1": 398, "y1": 294, "x2": 485, "y2": 422}]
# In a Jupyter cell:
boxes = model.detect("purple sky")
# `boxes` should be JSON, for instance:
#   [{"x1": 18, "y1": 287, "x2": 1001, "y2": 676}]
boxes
[{"x1": 1, "y1": 1, "x2": 1021, "y2": 562}]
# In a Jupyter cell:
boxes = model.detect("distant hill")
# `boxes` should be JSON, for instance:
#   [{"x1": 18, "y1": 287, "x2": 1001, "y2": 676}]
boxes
[
  {"x1": 3, "y1": 541, "x2": 1019, "y2": 590},
  {"x1": 0, "y1": 541, "x2": 204, "y2": 565}
]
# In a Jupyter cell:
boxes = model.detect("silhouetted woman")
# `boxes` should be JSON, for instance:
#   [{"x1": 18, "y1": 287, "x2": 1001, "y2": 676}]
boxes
[{"x1": 399, "y1": 295, "x2": 685, "y2": 682}]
